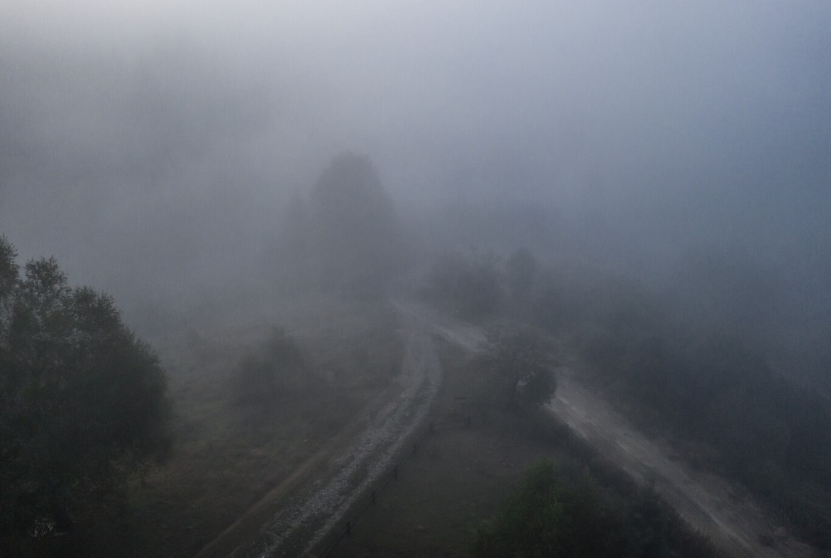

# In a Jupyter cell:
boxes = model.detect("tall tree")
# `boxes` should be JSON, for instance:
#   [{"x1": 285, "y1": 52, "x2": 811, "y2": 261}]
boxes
[
  {"x1": 0, "y1": 236, "x2": 171, "y2": 536},
  {"x1": 308, "y1": 152, "x2": 404, "y2": 297}
]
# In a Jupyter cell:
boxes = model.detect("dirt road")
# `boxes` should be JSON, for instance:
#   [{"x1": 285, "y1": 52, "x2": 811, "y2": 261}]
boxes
[
  {"x1": 402, "y1": 300, "x2": 820, "y2": 558},
  {"x1": 201, "y1": 299, "x2": 820, "y2": 558},
  {"x1": 551, "y1": 368, "x2": 819, "y2": 558},
  {"x1": 208, "y1": 305, "x2": 445, "y2": 558}
]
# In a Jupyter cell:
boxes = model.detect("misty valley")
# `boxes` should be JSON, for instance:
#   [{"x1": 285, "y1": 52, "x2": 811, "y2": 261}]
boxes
[{"x1": 2, "y1": 3, "x2": 831, "y2": 558}]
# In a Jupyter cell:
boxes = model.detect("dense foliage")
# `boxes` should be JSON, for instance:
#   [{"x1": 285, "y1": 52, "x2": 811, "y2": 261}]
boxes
[
  {"x1": 0, "y1": 236, "x2": 170, "y2": 536},
  {"x1": 474, "y1": 460, "x2": 720, "y2": 558},
  {"x1": 273, "y1": 153, "x2": 404, "y2": 298}
]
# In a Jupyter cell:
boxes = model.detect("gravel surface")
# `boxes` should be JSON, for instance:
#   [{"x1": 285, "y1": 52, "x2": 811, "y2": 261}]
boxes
[
  {"x1": 237, "y1": 313, "x2": 443, "y2": 558},
  {"x1": 235, "y1": 299, "x2": 821, "y2": 558}
]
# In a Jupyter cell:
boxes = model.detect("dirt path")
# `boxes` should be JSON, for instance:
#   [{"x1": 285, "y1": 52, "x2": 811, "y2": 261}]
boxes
[
  {"x1": 401, "y1": 299, "x2": 820, "y2": 558},
  {"x1": 389, "y1": 299, "x2": 485, "y2": 353},
  {"x1": 192, "y1": 396, "x2": 389, "y2": 558},
  {"x1": 551, "y1": 368, "x2": 819, "y2": 558},
  {"x1": 199, "y1": 307, "x2": 445, "y2": 558}
]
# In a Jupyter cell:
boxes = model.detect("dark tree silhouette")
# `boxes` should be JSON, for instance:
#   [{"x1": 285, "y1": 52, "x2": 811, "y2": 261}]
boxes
[
  {"x1": 0, "y1": 236, "x2": 171, "y2": 536},
  {"x1": 230, "y1": 327, "x2": 307, "y2": 408},
  {"x1": 308, "y1": 152, "x2": 404, "y2": 297}
]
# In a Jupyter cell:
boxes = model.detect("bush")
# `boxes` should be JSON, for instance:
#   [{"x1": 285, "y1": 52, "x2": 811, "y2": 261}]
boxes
[
  {"x1": 474, "y1": 460, "x2": 721, "y2": 558},
  {"x1": 230, "y1": 328, "x2": 307, "y2": 408}
]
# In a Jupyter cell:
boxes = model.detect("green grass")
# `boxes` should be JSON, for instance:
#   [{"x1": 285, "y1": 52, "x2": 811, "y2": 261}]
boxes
[{"x1": 70, "y1": 295, "x2": 404, "y2": 558}]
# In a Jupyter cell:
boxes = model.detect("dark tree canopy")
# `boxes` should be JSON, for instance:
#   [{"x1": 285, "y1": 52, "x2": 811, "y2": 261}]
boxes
[
  {"x1": 309, "y1": 152, "x2": 404, "y2": 296},
  {"x1": 0, "y1": 236, "x2": 171, "y2": 536},
  {"x1": 275, "y1": 152, "x2": 405, "y2": 298}
]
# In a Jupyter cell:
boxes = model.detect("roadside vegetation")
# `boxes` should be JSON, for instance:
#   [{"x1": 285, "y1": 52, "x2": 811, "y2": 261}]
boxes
[
  {"x1": 474, "y1": 459, "x2": 717, "y2": 558},
  {"x1": 582, "y1": 297, "x2": 831, "y2": 550},
  {"x1": 0, "y1": 154, "x2": 408, "y2": 557},
  {"x1": 422, "y1": 245, "x2": 831, "y2": 552},
  {"x1": 335, "y1": 340, "x2": 722, "y2": 558},
  {"x1": 0, "y1": 237, "x2": 171, "y2": 556},
  {"x1": 91, "y1": 296, "x2": 402, "y2": 558},
  {"x1": 229, "y1": 327, "x2": 310, "y2": 423},
  {"x1": 480, "y1": 326, "x2": 558, "y2": 411}
]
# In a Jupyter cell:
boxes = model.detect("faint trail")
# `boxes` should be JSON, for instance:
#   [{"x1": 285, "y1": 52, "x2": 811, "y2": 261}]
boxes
[
  {"x1": 233, "y1": 309, "x2": 443, "y2": 558},
  {"x1": 402, "y1": 299, "x2": 820, "y2": 558}
]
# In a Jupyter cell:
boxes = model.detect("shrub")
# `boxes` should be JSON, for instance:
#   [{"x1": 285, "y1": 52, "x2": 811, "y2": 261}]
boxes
[{"x1": 230, "y1": 328, "x2": 307, "y2": 408}]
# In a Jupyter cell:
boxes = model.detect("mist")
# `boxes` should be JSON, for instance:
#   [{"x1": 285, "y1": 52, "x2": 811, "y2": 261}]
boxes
[
  {"x1": 4, "y1": 2, "x2": 831, "y2": 555},
  {"x1": 1, "y1": 0, "x2": 829, "y2": 348}
]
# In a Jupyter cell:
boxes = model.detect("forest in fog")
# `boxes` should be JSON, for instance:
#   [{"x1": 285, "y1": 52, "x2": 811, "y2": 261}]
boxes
[{"x1": 2, "y1": 2, "x2": 831, "y2": 557}]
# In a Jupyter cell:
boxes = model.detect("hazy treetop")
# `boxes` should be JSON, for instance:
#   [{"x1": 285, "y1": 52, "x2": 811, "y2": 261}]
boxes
[{"x1": 1, "y1": 1, "x2": 829, "y2": 319}]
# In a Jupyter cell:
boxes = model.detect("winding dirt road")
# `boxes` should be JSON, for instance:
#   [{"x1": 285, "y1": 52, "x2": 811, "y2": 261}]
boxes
[
  {"x1": 199, "y1": 304, "x2": 446, "y2": 558},
  {"x1": 200, "y1": 299, "x2": 820, "y2": 557},
  {"x1": 402, "y1": 300, "x2": 821, "y2": 558}
]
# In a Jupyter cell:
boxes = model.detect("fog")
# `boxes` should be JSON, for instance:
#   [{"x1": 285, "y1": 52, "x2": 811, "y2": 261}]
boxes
[
  {"x1": 6, "y1": 4, "x2": 831, "y2": 555},
  {"x1": 2, "y1": 1, "x2": 830, "y2": 361}
]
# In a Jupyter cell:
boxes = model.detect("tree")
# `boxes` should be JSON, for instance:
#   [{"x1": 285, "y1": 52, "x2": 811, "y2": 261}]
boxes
[
  {"x1": 482, "y1": 326, "x2": 557, "y2": 409},
  {"x1": 230, "y1": 327, "x2": 307, "y2": 408},
  {"x1": 307, "y1": 152, "x2": 404, "y2": 297},
  {"x1": 0, "y1": 236, "x2": 171, "y2": 536},
  {"x1": 473, "y1": 461, "x2": 566, "y2": 558}
]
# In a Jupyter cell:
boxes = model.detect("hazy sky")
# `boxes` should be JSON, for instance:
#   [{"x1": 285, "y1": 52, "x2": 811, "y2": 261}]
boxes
[{"x1": 2, "y1": 1, "x2": 830, "y2": 307}]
